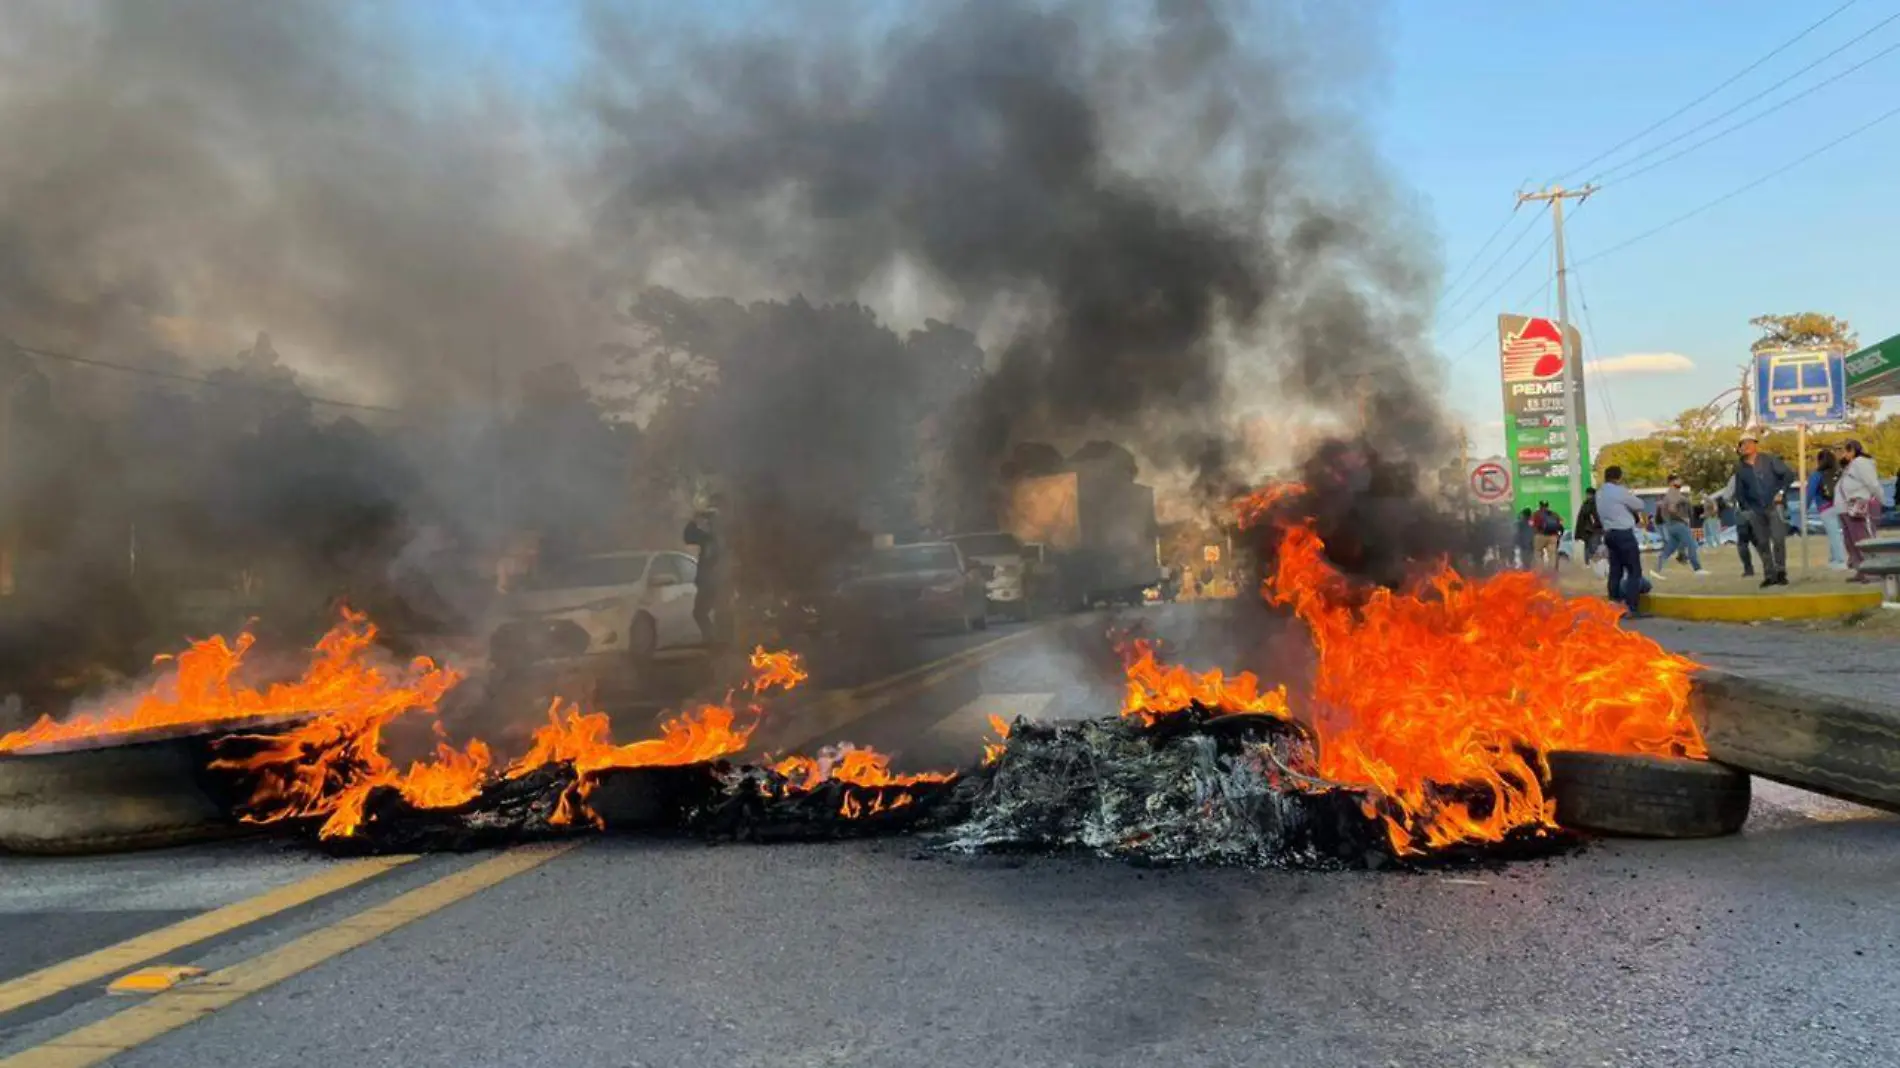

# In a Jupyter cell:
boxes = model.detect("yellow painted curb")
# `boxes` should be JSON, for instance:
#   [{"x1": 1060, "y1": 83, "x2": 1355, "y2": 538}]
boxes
[{"x1": 1642, "y1": 588, "x2": 1884, "y2": 622}]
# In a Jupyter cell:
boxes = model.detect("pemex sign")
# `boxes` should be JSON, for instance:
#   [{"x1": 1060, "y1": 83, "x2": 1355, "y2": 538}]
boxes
[{"x1": 1497, "y1": 314, "x2": 1591, "y2": 522}]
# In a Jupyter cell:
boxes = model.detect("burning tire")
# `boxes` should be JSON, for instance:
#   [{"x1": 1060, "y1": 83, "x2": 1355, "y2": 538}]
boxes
[
  {"x1": 1545, "y1": 750, "x2": 1749, "y2": 839},
  {"x1": 0, "y1": 735, "x2": 240, "y2": 855}
]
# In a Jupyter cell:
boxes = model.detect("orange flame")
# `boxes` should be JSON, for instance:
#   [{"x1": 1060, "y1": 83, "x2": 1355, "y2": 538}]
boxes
[
  {"x1": 1147, "y1": 487, "x2": 1705, "y2": 854},
  {"x1": 982, "y1": 714, "x2": 1011, "y2": 766},
  {"x1": 748, "y1": 646, "x2": 809, "y2": 694},
  {"x1": 1120, "y1": 639, "x2": 1291, "y2": 727},
  {"x1": 0, "y1": 609, "x2": 442, "y2": 754},
  {"x1": 770, "y1": 744, "x2": 956, "y2": 818}
]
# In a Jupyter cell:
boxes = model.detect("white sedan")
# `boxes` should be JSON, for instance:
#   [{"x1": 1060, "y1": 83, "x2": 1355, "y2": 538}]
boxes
[{"x1": 487, "y1": 550, "x2": 701, "y2": 666}]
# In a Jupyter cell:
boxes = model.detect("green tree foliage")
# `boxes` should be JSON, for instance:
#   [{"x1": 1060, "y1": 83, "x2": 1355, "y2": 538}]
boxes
[{"x1": 1749, "y1": 312, "x2": 1857, "y2": 353}]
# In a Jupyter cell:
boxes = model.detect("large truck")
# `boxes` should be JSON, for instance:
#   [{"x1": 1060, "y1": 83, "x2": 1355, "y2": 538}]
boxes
[{"x1": 1001, "y1": 465, "x2": 1162, "y2": 609}]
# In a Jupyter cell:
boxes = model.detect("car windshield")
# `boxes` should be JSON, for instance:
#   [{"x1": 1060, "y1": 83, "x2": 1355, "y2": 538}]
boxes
[
  {"x1": 949, "y1": 533, "x2": 1022, "y2": 557},
  {"x1": 524, "y1": 554, "x2": 650, "y2": 590},
  {"x1": 865, "y1": 545, "x2": 960, "y2": 575}
]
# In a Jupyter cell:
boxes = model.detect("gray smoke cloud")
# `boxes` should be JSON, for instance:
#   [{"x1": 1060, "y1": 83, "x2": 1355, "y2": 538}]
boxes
[
  {"x1": 0, "y1": 0, "x2": 1456, "y2": 699},
  {"x1": 0, "y1": 0, "x2": 599, "y2": 403},
  {"x1": 584, "y1": 0, "x2": 1449, "y2": 495}
]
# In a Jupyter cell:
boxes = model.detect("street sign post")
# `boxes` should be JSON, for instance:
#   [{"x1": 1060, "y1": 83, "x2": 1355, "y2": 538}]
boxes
[
  {"x1": 1752, "y1": 347, "x2": 1848, "y2": 574},
  {"x1": 1470, "y1": 462, "x2": 1512, "y2": 505}
]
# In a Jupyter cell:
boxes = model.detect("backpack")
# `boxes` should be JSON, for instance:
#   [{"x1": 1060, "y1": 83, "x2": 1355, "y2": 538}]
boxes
[{"x1": 1536, "y1": 511, "x2": 1561, "y2": 535}]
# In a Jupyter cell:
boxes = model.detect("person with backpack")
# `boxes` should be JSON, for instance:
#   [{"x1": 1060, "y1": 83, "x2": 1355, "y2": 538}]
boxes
[
  {"x1": 1574, "y1": 488, "x2": 1603, "y2": 565},
  {"x1": 1531, "y1": 501, "x2": 1564, "y2": 570}
]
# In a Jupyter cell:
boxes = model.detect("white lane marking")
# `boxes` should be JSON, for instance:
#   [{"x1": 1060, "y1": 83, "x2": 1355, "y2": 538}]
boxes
[
  {"x1": 928, "y1": 693, "x2": 1058, "y2": 741},
  {"x1": 1751, "y1": 778, "x2": 1894, "y2": 823}
]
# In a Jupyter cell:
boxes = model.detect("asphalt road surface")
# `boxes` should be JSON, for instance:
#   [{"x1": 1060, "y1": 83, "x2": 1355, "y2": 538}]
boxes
[{"x1": 4, "y1": 602, "x2": 1899, "y2": 1067}]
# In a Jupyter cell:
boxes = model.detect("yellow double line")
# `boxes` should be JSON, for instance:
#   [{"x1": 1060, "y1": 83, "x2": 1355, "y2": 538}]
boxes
[{"x1": 0, "y1": 845, "x2": 572, "y2": 1067}]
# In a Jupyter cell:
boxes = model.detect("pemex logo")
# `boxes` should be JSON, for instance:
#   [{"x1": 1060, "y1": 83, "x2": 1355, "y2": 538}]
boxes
[{"x1": 1500, "y1": 317, "x2": 1566, "y2": 382}]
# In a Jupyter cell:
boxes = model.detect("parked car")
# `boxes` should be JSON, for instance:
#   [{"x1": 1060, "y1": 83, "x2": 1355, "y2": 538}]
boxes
[
  {"x1": 835, "y1": 542, "x2": 988, "y2": 634},
  {"x1": 947, "y1": 531, "x2": 1037, "y2": 621},
  {"x1": 487, "y1": 550, "x2": 700, "y2": 667}
]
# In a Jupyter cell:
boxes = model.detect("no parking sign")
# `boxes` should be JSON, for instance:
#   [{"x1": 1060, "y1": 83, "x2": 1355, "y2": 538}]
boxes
[{"x1": 1469, "y1": 462, "x2": 1511, "y2": 505}]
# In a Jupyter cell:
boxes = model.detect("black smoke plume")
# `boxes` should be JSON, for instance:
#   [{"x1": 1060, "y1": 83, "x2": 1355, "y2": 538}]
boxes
[{"x1": 587, "y1": 0, "x2": 1449, "y2": 508}]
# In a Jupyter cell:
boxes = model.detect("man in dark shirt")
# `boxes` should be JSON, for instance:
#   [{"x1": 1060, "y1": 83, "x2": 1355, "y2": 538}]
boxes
[
  {"x1": 1574, "y1": 488, "x2": 1603, "y2": 564},
  {"x1": 1732, "y1": 431, "x2": 1796, "y2": 587}
]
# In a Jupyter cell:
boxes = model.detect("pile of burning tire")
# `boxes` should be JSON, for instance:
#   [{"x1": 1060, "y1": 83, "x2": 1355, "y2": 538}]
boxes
[{"x1": 7, "y1": 482, "x2": 1895, "y2": 861}]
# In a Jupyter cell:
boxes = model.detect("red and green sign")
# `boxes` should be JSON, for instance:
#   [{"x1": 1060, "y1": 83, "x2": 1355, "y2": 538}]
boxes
[{"x1": 1497, "y1": 314, "x2": 1592, "y2": 522}]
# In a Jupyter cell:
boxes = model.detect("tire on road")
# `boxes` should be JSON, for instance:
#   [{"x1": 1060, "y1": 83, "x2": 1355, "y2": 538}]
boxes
[
  {"x1": 0, "y1": 738, "x2": 238, "y2": 855},
  {"x1": 1545, "y1": 750, "x2": 1750, "y2": 839}
]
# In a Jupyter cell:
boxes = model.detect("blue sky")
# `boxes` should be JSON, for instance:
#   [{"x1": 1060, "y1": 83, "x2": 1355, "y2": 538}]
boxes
[
  {"x1": 1385, "y1": 0, "x2": 1899, "y2": 454},
  {"x1": 406, "y1": 1, "x2": 1898, "y2": 457}
]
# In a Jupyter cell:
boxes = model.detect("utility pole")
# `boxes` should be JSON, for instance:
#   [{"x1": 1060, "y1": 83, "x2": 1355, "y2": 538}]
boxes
[{"x1": 1517, "y1": 183, "x2": 1597, "y2": 527}]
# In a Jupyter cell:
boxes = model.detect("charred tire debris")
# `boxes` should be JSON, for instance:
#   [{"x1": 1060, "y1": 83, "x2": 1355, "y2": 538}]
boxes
[
  {"x1": 1545, "y1": 750, "x2": 1750, "y2": 840},
  {"x1": 3, "y1": 712, "x2": 1763, "y2": 863},
  {"x1": 16, "y1": 704, "x2": 1595, "y2": 869}
]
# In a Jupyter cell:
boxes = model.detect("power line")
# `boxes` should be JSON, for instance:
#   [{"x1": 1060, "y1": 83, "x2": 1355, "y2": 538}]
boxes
[
  {"x1": 1575, "y1": 100, "x2": 1900, "y2": 267},
  {"x1": 1570, "y1": 263, "x2": 1621, "y2": 443},
  {"x1": 1438, "y1": 207, "x2": 1520, "y2": 308},
  {"x1": 1599, "y1": 36, "x2": 1900, "y2": 188},
  {"x1": 7, "y1": 342, "x2": 401, "y2": 414},
  {"x1": 1549, "y1": 1, "x2": 1862, "y2": 184},
  {"x1": 1436, "y1": 210, "x2": 1543, "y2": 321},
  {"x1": 1442, "y1": 229, "x2": 1554, "y2": 341},
  {"x1": 1593, "y1": 9, "x2": 1900, "y2": 184},
  {"x1": 1442, "y1": 235, "x2": 1561, "y2": 371}
]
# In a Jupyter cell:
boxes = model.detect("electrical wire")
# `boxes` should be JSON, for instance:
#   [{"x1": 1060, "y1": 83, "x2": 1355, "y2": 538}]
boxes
[
  {"x1": 1575, "y1": 100, "x2": 1900, "y2": 267},
  {"x1": 1438, "y1": 207, "x2": 1521, "y2": 309},
  {"x1": 1436, "y1": 210, "x2": 1544, "y2": 322},
  {"x1": 1441, "y1": 234, "x2": 1561, "y2": 371},
  {"x1": 1571, "y1": 265, "x2": 1622, "y2": 443},
  {"x1": 1594, "y1": 13, "x2": 1900, "y2": 185},
  {"x1": 6, "y1": 341, "x2": 401, "y2": 414},
  {"x1": 1549, "y1": 1, "x2": 1862, "y2": 184}
]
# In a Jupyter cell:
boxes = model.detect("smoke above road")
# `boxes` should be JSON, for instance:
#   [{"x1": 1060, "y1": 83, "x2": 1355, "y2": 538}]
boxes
[
  {"x1": 0, "y1": 0, "x2": 1454, "y2": 686},
  {"x1": 586, "y1": 0, "x2": 1449, "y2": 489}
]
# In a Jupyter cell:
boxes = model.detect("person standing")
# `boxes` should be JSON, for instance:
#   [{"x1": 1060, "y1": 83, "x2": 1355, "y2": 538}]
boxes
[
  {"x1": 1597, "y1": 466, "x2": 1650, "y2": 617},
  {"x1": 683, "y1": 494, "x2": 733, "y2": 646},
  {"x1": 1732, "y1": 430, "x2": 1796, "y2": 588},
  {"x1": 1575, "y1": 488, "x2": 1603, "y2": 565},
  {"x1": 1701, "y1": 491, "x2": 1724, "y2": 553},
  {"x1": 1650, "y1": 473, "x2": 1709, "y2": 579},
  {"x1": 1531, "y1": 500, "x2": 1564, "y2": 570},
  {"x1": 1811, "y1": 446, "x2": 1848, "y2": 571},
  {"x1": 1514, "y1": 507, "x2": 1535, "y2": 569},
  {"x1": 1836, "y1": 439, "x2": 1883, "y2": 582}
]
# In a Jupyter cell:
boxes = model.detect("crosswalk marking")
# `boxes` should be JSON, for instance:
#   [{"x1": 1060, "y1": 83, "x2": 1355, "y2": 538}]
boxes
[{"x1": 929, "y1": 692, "x2": 1058, "y2": 741}]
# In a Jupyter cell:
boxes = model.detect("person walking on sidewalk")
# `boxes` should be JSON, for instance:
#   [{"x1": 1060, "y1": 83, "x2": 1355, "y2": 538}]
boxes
[
  {"x1": 1650, "y1": 473, "x2": 1708, "y2": 580},
  {"x1": 1531, "y1": 501, "x2": 1564, "y2": 570},
  {"x1": 1732, "y1": 429, "x2": 1796, "y2": 588},
  {"x1": 1575, "y1": 488, "x2": 1603, "y2": 565},
  {"x1": 1597, "y1": 466, "x2": 1650, "y2": 617},
  {"x1": 1811, "y1": 446, "x2": 1849, "y2": 570},
  {"x1": 1836, "y1": 439, "x2": 1883, "y2": 583}
]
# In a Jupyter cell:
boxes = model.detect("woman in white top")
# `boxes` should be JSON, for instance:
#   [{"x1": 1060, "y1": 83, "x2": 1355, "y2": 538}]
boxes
[{"x1": 1835, "y1": 439, "x2": 1883, "y2": 582}]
